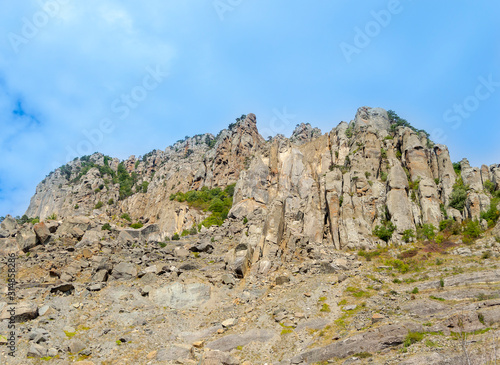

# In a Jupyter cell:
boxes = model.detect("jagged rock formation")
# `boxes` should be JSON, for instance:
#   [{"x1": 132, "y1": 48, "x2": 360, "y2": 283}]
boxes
[{"x1": 26, "y1": 107, "x2": 500, "y2": 264}]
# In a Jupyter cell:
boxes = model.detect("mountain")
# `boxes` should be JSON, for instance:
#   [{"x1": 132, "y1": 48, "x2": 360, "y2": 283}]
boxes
[{"x1": 2, "y1": 107, "x2": 500, "y2": 363}]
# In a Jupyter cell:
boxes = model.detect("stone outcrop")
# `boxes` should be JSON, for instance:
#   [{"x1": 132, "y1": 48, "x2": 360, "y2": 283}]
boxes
[{"x1": 22, "y1": 106, "x2": 496, "y2": 272}]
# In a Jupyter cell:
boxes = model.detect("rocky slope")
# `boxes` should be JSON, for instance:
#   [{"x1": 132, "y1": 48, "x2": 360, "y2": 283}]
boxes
[{"x1": 2, "y1": 106, "x2": 500, "y2": 364}]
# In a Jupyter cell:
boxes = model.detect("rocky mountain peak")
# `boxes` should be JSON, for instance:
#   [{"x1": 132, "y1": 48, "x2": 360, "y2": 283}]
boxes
[
  {"x1": 290, "y1": 122, "x2": 322, "y2": 145},
  {"x1": 354, "y1": 106, "x2": 391, "y2": 132}
]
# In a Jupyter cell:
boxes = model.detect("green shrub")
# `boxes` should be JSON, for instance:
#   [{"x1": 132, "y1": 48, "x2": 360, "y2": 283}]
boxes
[
  {"x1": 320, "y1": 303, "x2": 331, "y2": 312},
  {"x1": 417, "y1": 224, "x2": 436, "y2": 240},
  {"x1": 484, "y1": 180, "x2": 496, "y2": 194},
  {"x1": 411, "y1": 287, "x2": 419, "y2": 294},
  {"x1": 449, "y1": 178, "x2": 469, "y2": 212},
  {"x1": 74, "y1": 204, "x2": 79, "y2": 209},
  {"x1": 380, "y1": 171, "x2": 388, "y2": 182},
  {"x1": 402, "y1": 229, "x2": 415, "y2": 243},
  {"x1": 480, "y1": 198, "x2": 500, "y2": 228},
  {"x1": 102, "y1": 223, "x2": 111, "y2": 231},
  {"x1": 380, "y1": 148, "x2": 387, "y2": 159},
  {"x1": 385, "y1": 259, "x2": 409, "y2": 273},
  {"x1": 243, "y1": 217, "x2": 248, "y2": 224},
  {"x1": 120, "y1": 213, "x2": 131, "y2": 222},
  {"x1": 463, "y1": 220, "x2": 482, "y2": 241},
  {"x1": 140, "y1": 181, "x2": 149, "y2": 193},
  {"x1": 404, "y1": 331, "x2": 424, "y2": 347},
  {"x1": 170, "y1": 184, "x2": 236, "y2": 228},
  {"x1": 435, "y1": 234, "x2": 444, "y2": 244},
  {"x1": 130, "y1": 222, "x2": 143, "y2": 229},
  {"x1": 108, "y1": 198, "x2": 114, "y2": 205},
  {"x1": 158, "y1": 242, "x2": 167, "y2": 248},
  {"x1": 47, "y1": 213, "x2": 57, "y2": 220},
  {"x1": 373, "y1": 221, "x2": 396, "y2": 242},
  {"x1": 358, "y1": 249, "x2": 383, "y2": 261},
  {"x1": 181, "y1": 229, "x2": 190, "y2": 237},
  {"x1": 94, "y1": 201, "x2": 104, "y2": 209},
  {"x1": 171, "y1": 233, "x2": 180, "y2": 241}
]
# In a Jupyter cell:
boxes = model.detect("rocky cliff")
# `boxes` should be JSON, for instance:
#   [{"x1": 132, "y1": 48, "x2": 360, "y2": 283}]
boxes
[{"x1": 27, "y1": 107, "x2": 500, "y2": 253}]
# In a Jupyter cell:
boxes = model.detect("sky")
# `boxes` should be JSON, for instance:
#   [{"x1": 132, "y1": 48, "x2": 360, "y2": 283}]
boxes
[{"x1": 0, "y1": 0, "x2": 499, "y2": 217}]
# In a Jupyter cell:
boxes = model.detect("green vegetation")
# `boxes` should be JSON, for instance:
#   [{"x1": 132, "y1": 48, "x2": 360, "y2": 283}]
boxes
[
  {"x1": 384, "y1": 259, "x2": 409, "y2": 274},
  {"x1": 380, "y1": 171, "x2": 388, "y2": 182},
  {"x1": 171, "y1": 233, "x2": 180, "y2": 241},
  {"x1": 64, "y1": 331, "x2": 76, "y2": 338},
  {"x1": 108, "y1": 198, "x2": 114, "y2": 205},
  {"x1": 481, "y1": 197, "x2": 500, "y2": 228},
  {"x1": 101, "y1": 223, "x2": 111, "y2": 231},
  {"x1": 417, "y1": 224, "x2": 436, "y2": 240},
  {"x1": 320, "y1": 303, "x2": 331, "y2": 312},
  {"x1": 357, "y1": 249, "x2": 384, "y2": 261},
  {"x1": 94, "y1": 201, "x2": 104, "y2": 209},
  {"x1": 114, "y1": 162, "x2": 138, "y2": 200},
  {"x1": 463, "y1": 220, "x2": 482, "y2": 242},
  {"x1": 74, "y1": 204, "x2": 79, "y2": 209},
  {"x1": 345, "y1": 126, "x2": 353, "y2": 139},
  {"x1": 130, "y1": 222, "x2": 143, "y2": 229},
  {"x1": 387, "y1": 110, "x2": 429, "y2": 138},
  {"x1": 354, "y1": 352, "x2": 372, "y2": 359},
  {"x1": 402, "y1": 229, "x2": 415, "y2": 243},
  {"x1": 120, "y1": 213, "x2": 131, "y2": 222},
  {"x1": 403, "y1": 331, "x2": 424, "y2": 348},
  {"x1": 140, "y1": 181, "x2": 149, "y2": 193},
  {"x1": 170, "y1": 184, "x2": 236, "y2": 228},
  {"x1": 46, "y1": 213, "x2": 57, "y2": 220},
  {"x1": 345, "y1": 287, "x2": 371, "y2": 298},
  {"x1": 373, "y1": 221, "x2": 396, "y2": 242},
  {"x1": 449, "y1": 177, "x2": 469, "y2": 212},
  {"x1": 411, "y1": 287, "x2": 419, "y2": 294}
]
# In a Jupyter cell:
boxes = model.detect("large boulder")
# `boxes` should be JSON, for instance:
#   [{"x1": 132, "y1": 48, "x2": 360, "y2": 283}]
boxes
[
  {"x1": 33, "y1": 222, "x2": 51, "y2": 244},
  {"x1": 16, "y1": 227, "x2": 38, "y2": 252},
  {"x1": 0, "y1": 302, "x2": 38, "y2": 322},
  {"x1": 0, "y1": 238, "x2": 19, "y2": 255},
  {"x1": 0, "y1": 215, "x2": 18, "y2": 234},
  {"x1": 110, "y1": 262, "x2": 137, "y2": 280},
  {"x1": 150, "y1": 282, "x2": 211, "y2": 309}
]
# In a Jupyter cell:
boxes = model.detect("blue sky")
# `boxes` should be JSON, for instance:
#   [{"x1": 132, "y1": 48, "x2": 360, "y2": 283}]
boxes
[{"x1": 0, "y1": 0, "x2": 499, "y2": 217}]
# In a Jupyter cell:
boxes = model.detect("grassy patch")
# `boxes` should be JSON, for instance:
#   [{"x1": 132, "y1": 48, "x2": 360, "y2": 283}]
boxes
[
  {"x1": 429, "y1": 295, "x2": 445, "y2": 301},
  {"x1": 320, "y1": 303, "x2": 331, "y2": 312},
  {"x1": 64, "y1": 331, "x2": 76, "y2": 338},
  {"x1": 404, "y1": 331, "x2": 424, "y2": 347},
  {"x1": 345, "y1": 287, "x2": 371, "y2": 298}
]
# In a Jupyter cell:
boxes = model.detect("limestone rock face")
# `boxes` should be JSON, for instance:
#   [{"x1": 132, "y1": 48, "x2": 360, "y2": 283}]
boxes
[
  {"x1": 23, "y1": 107, "x2": 495, "y2": 275},
  {"x1": 25, "y1": 114, "x2": 264, "y2": 238}
]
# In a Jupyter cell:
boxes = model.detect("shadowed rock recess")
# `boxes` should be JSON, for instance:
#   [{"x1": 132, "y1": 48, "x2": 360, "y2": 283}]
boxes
[{"x1": 2, "y1": 107, "x2": 500, "y2": 364}]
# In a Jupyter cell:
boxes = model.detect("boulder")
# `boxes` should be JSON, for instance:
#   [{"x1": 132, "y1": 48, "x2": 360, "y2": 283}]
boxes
[
  {"x1": 150, "y1": 282, "x2": 211, "y2": 309},
  {"x1": 0, "y1": 302, "x2": 38, "y2": 322},
  {"x1": 16, "y1": 227, "x2": 38, "y2": 252},
  {"x1": 206, "y1": 328, "x2": 275, "y2": 352},
  {"x1": 111, "y1": 262, "x2": 137, "y2": 280},
  {"x1": 33, "y1": 222, "x2": 51, "y2": 244},
  {"x1": 0, "y1": 215, "x2": 18, "y2": 234}
]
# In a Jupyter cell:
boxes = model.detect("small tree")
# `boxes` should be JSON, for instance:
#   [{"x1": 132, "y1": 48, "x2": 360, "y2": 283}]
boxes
[
  {"x1": 417, "y1": 224, "x2": 436, "y2": 240},
  {"x1": 373, "y1": 221, "x2": 396, "y2": 242}
]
